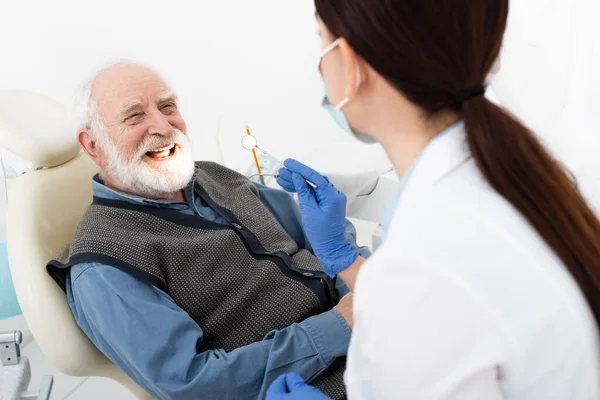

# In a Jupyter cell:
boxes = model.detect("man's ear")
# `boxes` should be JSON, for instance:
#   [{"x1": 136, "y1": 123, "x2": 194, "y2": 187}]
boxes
[{"x1": 78, "y1": 130, "x2": 106, "y2": 168}]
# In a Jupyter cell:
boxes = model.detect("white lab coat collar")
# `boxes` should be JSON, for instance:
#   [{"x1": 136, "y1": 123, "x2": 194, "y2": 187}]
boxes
[{"x1": 399, "y1": 121, "x2": 471, "y2": 209}]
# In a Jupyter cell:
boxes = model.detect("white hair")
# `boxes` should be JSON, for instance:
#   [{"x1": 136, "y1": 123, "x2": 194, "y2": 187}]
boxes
[
  {"x1": 71, "y1": 59, "x2": 172, "y2": 140},
  {"x1": 73, "y1": 60, "x2": 123, "y2": 140}
]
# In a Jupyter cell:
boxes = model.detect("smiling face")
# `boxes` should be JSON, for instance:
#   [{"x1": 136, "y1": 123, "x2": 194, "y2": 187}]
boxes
[{"x1": 78, "y1": 63, "x2": 195, "y2": 199}]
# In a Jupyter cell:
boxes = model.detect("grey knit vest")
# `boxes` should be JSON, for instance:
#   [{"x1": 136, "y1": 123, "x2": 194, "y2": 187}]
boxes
[{"x1": 47, "y1": 162, "x2": 347, "y2": 399}]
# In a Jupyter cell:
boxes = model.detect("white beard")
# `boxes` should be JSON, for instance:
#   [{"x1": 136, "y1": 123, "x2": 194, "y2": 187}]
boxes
[{"x1": 99, "y1": 128, "x2": 195, "y2": 198}]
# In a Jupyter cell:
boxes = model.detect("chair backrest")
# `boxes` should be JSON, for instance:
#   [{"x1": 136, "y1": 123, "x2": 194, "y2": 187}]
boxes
[{"x1": 0, "y1": 90, "x2": 151, "y2": 399}]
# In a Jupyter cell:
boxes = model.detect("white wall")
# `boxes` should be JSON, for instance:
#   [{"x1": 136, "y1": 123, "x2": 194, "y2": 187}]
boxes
[
  {"x1": 1, "y1": 0, "x2": 598, "y2": 188},
  {"x1": 493, "y1": 0, "x2": 600, "y2": 207},
  {"x1": 0, "y1": 0, "x2": 389, "y2": 177},
  {"x1": 494, "y1": 0, "x2": 599, "y2": 159}
]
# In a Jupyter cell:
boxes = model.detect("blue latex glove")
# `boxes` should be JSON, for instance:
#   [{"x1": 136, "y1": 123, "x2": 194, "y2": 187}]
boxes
[
  {"x1": 277, "y1": 159, "x2": 359, "y2": 277},
  {"x1": 266, "y1": 373, "x2": 331, "y2": 400}
]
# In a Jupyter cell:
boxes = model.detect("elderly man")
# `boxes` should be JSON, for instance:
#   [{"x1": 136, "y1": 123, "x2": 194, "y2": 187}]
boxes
[{"x1": 46, "y1": 61, "x2": 369, "y2": 400}]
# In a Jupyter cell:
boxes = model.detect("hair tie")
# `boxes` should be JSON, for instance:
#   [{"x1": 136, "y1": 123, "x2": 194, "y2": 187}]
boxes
[{"x1": 454, "y1": 84, "x2": 486, "y2": 105}]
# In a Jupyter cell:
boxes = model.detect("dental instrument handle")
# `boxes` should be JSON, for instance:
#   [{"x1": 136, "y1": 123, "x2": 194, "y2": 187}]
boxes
[
  {"x1": 255, "y1": 146, "x2": 285, "y2": 167},
  {"x1": 245, "y1": 125, "x2": 265, "y2": 184},
  {"x1": 252, "y1": 149, "x2": 265, "y2": 185},
  {"x1": 254, "y1": 145, "x2": 311, "y2": 186}
]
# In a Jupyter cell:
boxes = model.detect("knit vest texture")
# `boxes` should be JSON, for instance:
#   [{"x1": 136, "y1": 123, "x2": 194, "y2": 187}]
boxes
[{"x1": 47, "y1": 162, "x2": 346, "y2": 399}]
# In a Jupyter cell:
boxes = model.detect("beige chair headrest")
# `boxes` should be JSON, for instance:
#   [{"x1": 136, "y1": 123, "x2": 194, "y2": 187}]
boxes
[{"x1": 0, "y1": 90, "x2": 81, "y2": 168}]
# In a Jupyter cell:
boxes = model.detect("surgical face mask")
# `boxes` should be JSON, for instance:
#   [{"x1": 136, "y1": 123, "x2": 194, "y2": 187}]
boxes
[{"x1": 319, "y1": 39, "x2": 377, "y2": 144}]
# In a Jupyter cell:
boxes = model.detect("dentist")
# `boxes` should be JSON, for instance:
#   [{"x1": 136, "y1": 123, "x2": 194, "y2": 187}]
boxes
[{"x1": 268, "y1": 0, "x2": 600, "y2": 399}]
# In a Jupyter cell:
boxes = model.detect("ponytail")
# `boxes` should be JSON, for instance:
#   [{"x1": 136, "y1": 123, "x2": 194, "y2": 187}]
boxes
[
  {"x1": 463, "y1": 96, "x2": 600, "y2": 324},
  {"x1": 316, "y1": 0, "x2": 600, "y2": 326}
]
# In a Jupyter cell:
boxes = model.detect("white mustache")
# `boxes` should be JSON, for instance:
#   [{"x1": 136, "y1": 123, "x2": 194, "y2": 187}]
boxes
[{"x1": 135, "y1": 129, "x2": 188, "y2": 158}]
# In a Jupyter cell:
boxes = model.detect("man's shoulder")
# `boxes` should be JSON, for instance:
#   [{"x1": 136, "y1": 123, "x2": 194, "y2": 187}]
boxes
[
  {"x1": 194, "y1": 161, "x2": 259, "y2": 195},
  {"x1": 194, "y1": 160, "x2": 239, "y2": 175}
]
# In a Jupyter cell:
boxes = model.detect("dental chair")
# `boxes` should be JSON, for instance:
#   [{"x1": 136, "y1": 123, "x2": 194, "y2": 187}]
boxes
[
  {"x1": 0, "y1": 90, "x2": 396, "y2": 400},
  {"x1": 0, "y1": 90, "x2": 152, "y2": 399}
]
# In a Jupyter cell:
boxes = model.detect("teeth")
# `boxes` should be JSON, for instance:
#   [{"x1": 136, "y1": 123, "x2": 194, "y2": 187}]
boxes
[{"x1": 150, "y1": 144, "x2": 175, "y2": 153}]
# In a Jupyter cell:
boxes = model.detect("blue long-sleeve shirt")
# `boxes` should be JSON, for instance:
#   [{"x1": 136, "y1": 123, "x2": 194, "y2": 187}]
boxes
[{"x1": 66, "y1": 177, "x2": 370, "y2": 400}]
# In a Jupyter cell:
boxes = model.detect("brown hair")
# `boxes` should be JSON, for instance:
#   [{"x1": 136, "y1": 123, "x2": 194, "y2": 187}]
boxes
[{"x1": 316, "y1": 0, "x2": 600, "y2": 325}]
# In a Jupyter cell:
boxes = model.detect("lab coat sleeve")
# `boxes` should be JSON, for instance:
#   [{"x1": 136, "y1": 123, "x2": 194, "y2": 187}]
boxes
[
  {"x1": 68, "y1": 263, "x2": 351, "y2": 400},
  {"x1": 345, "y1": 253, "x2": 506, "y2": 400}
]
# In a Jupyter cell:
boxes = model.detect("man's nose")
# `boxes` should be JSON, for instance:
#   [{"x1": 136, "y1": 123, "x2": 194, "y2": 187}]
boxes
[{"x1": 147, "y1": 110, "x2": 172, "y2": 136}]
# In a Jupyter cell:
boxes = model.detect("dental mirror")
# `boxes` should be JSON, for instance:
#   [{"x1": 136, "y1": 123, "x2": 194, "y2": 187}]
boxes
[
  {"x1": 241, "y1": 135, "x2": 258, "y2": 151},
  {"x1": 241, "y1": 134, "x2": 285, "y2": 166}
]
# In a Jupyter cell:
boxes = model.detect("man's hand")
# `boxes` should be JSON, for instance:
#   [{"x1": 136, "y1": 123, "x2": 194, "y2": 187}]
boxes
[{"x1": 333, "y1": 293, "x2": 354, "y2": 331}]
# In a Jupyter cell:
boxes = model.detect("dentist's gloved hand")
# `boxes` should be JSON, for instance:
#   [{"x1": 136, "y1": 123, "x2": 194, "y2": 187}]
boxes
[
  {"x1": 266, "y1": 373, "x2": 331, "y2": 400},
  {"x1": 277, "y1": 159, "x2": 359, "y2": 277}
]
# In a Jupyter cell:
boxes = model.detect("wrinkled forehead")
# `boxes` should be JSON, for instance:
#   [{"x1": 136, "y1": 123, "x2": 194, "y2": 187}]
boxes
[{"x1": 91, "y1": 65, "x2": 172, "y2": 124}]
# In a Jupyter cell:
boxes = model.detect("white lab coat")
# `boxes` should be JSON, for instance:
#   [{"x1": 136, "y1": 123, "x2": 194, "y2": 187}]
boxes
[{"x1": 344, "y1": 123, "x2": 600, "y2": 399}]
